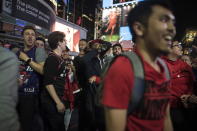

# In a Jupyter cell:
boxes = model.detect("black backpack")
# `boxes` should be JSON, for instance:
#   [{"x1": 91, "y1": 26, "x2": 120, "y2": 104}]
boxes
[{"x1": 97, "y1": 51, "x2": 170, "y2": 114}]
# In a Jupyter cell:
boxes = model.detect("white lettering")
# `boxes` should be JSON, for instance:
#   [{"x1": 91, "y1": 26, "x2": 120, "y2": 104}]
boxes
[
  {"x1": 38, "y1": 11, "x2": 50, "y2": 20},
  {"x1": 38, "y1": 15, "x2": 49, "y2": 23},
  {"x1": 24, "y1": 88, "x2": 35, "y2": 93},
  {"x1": 26, "y1": 4, "x2": 38, "y2": 13},
  {"x1": 17, "y1": 0, "x2": 25, "y2": 7},
  {"x1": 17, "y1": 5, "x2": 25, "y2": 12},
  {"x1": 26, "y1": 9, "x2": 38, "y2": 17},
  {"x1": 26, "y1": 66, "x2": 34, "y2": 72}
]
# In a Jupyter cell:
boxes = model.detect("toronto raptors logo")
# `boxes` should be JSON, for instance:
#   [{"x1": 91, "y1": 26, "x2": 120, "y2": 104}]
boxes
[{"x1": 133, "y1": 81, "x2": 170, "y2": 120}]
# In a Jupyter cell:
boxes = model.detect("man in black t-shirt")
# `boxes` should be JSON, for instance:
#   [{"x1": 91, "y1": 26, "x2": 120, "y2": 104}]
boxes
[
  {"x1": 73, "y1": 39, "x2": 88, "y2": 131},
  {"x1": 42, "y1": 31, "x2": 68, "y2": 131}
]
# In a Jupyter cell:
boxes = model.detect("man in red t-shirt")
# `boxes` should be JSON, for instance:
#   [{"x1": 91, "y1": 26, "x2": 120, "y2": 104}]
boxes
[
  {"x1": 101, "y1": 0, "x2": 176, "y2": 131},
  {"x1": 162, "y1": 41, "x2": 195, "y2": 131}
]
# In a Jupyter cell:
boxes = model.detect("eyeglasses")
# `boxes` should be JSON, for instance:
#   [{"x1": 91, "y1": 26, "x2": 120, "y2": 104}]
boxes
[{"x1": 172, "y1": 44, "x2": 182, "y2": 48}]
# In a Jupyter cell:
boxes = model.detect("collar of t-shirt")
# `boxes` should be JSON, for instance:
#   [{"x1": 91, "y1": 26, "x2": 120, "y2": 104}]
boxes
[{"x1": 135, "y1": 49, "x2": 167, "y2": 85}]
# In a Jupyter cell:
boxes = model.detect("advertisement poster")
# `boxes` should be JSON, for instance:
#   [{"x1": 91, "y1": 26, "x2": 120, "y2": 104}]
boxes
[
  {"x1": 54, "y1": 17, "x2": 87, "y2": 52},
  {"x1": 101, "y1": 0, "x2": 143, "y2": 49},
  {"x1": 101, "y1": 5, "x2": 132, "y2": 42},
  {"x1": 11, "y1": 0, "x2": 56, "y2": 31},
  {"x1": 101, "y1": 8, "x2": 121, "y2": 42},
  {"x1": 113, "y1": 0, "x2": 134, "y2": 4},
  {"x1": 54, "y1": 21, "x2": 80, "y2": 52}
]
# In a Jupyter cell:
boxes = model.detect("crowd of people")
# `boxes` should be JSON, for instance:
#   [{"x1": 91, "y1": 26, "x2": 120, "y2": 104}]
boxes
[{"x1": 1, "y1": 0, "x2": 197, "y2": 131}]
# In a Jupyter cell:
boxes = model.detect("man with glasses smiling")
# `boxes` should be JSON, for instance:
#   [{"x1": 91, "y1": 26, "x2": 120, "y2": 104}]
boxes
[{"x1": 162, "y1": 40, "x2": 195, "y2": 131}]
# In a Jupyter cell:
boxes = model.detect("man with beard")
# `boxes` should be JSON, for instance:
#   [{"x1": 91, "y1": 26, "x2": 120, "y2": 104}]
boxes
[
  {"x1": 73, "y1": 39, "x2": 89, "y2": 131},
  {"x1": 17, "y1": 25, "x2": 46, "y2": 131},
  {"x1": 112, "y1": 43, "x2": 123, "y2": 56},
  {"x1": 82, "y1": 39, "x2": 111, "y2": 131},
  {"x1": 73, "y1": 39, "x2": 88, "y2": 91},
  {"x1": 101, "y1": 0, "x2": 176, "y2": 130}
]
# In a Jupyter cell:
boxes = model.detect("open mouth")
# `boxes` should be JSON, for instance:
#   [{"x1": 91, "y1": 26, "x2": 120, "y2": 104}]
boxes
[
  {"x1": 28, "y1": 39, "x2": 33, "y2": 43},
  {"x1": 164, "y1": 35, "x2": 173, "y2": 46}
]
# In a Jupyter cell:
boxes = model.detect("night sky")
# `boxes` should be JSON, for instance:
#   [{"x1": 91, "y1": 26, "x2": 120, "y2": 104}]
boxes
[{"x1": 171, "y1": 0, "x2": 197, "y2": 40}]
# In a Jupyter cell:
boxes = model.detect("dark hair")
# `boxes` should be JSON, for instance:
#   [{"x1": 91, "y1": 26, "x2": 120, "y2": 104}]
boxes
[
  {"x1": 36, "y1": 37, "x2": 45, "y2": 43},
  {"x1": 48, "y1": 31, "x2": 65, "y2": 50},
  {"x1": 21, "y1": 25, "x2": 36, "y2": 36},
  {"x1": 80, "y1": 39, "x2": 88, "y2": 43},
  {"x1": 89, "y1": 39, "x2": 102, "y2": 46},
  {"x1": 113, "y1": 43, "x2": 122, "y2": 50},
  {"x1": 127, "y1": 0, "x2": 172, "y2": 42}
]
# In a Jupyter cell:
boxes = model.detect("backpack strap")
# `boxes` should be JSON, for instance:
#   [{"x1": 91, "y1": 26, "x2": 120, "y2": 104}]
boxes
[
  {"x1": 97, "y1": 52, "x2": 146, "y2": 114},
  {"x1": 122, "y1": 52, "x2": 146, "y2": 115},
  {"x1": 157, "y1": 58, "x2": 170, "y2": 81}
]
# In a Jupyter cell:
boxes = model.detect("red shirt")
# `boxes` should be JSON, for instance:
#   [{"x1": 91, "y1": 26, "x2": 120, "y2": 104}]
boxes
[
  {"x1": 162, "y1": 56, "x2": 195, "y2": 108},
  {"x1": 102, "y1": 53, "x2": 171, "y2": 131}
]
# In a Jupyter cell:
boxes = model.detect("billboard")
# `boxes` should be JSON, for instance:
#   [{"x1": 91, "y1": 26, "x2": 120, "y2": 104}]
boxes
[
  {"x1": 101, "y1": 0, "x2": 143, "y2": 49},
  {"x1": 101, "y1": 5, "x2": 132, "y2": 43},
  {"x1": 1, "y1": 0, "x2": 56, "y2": 31},
  {"x1": 103, "y1": 0, "x2": 143, "y2": 8},
  {"x1": 54, "y1": 17, "x2": 87, "y2": 52},
  {"x1": 113, "y1": 0, "x2": 135, "y2": 4},
  {"x1": 101, "y1": 7, "x2": 121, "y2": 42}
]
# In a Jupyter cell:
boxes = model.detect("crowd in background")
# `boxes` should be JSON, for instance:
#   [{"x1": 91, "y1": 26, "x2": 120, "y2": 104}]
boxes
[{"x1": 1, "y1": 0, "x2": 197, "y2": 131}]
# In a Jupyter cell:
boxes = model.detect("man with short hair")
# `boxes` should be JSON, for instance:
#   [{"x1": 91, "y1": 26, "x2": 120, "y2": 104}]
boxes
[
  {"x1": 101, "y1": 0, "x2": 176, "y2": 131},
  {"x1": 35, "y1": 37, "x2": 46, "y2": 48},
  {"x1": 78, "y1": 39, "x2": 88, "y2": 56},
  {"x1": 73, "y1": 39, "x2": 89, "y2": 131},
  {"x1": 17, "y1": 25, "x2": 46, "y2": 131},
  {"x1": 112, "y1": 43, "x2": 123, "y2": 56},
  {"x1": 41, "y1": 31, "x2": 68, "y2": 131},
  {"x1": 162, "y1": 40, "x2": 195, "y2": 131},
  {"x1": 82, "y1": 39, "x2": 111, "y2": 131},
  {"x1": 73, "y1": 39, "x2": 88, "y2": 92}
]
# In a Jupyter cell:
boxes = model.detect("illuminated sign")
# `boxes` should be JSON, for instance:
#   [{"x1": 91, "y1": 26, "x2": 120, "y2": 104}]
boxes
[
  {"x1": 101, "y1": 0, "x2": 143, "y2": 46},
  {"x1": 113, "y1": 0, "x2": 134, "y2": 4},
  {"x1": 54, "y1": 21, "x2": 80, "y2": 52},
  {"x1": 101, "y1": 5, "x2": 132, "y2": 42},
  {"x1": 102, "y1": 0, "x2": 142, "y2": 8},
  {"x1": 11, "y1": 0, "x2": 56, "y2": 31}
]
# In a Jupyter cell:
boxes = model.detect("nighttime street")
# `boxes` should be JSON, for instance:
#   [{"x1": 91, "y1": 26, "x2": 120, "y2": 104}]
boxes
[{"x1": 0, "y1": 0, "x2": 197, "y2": 131}]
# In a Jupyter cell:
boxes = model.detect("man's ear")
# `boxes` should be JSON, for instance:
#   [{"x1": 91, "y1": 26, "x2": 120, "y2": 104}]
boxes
[
  {"x1": 132, "y1": 22, "x2": 145, "y2": 37},
  {"x1": 57, "y1": 41, "x2": 61, "y2": 48}
]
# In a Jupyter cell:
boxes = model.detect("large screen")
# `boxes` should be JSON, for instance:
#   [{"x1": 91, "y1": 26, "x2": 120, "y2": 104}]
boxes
[
  {"x1": 54, "y1": 17, "x2": 87, "y2": 52},
  {"x1": 101, "y1": 4, "x2": 132, "y2": 43},
  {"x1": 54, "y1": 21, "x2": 80, "y2": 52},
  {"x1": 113, "y1": 0, "x2": 135, "y2": 4},
  {"x1": 102, "y1": 0, "x2": 143, "y2": 49},
  {"x1": 103, "y1": 0, "x2": 143, "y2": 8}
]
